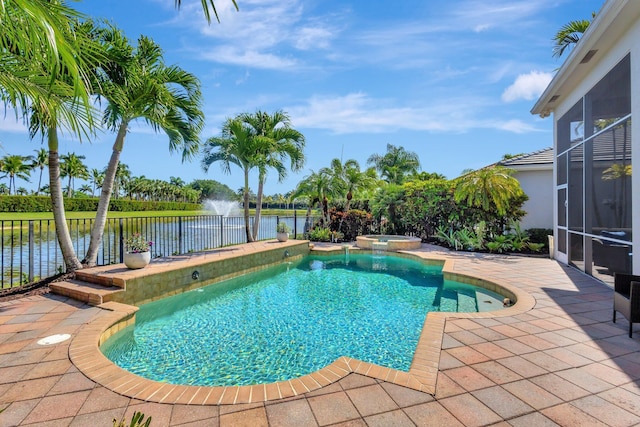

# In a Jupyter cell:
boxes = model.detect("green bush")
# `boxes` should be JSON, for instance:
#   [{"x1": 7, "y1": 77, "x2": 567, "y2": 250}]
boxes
[{"x1": 308, "y1": 227, "x2": 331, "y2": 242}]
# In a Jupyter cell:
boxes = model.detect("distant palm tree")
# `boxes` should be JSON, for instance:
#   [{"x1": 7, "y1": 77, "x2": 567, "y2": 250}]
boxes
[
  {"x1": 89, "y1": 168, "x2": 104, "y2": 196},
  {"x1": 59, "y1": 153, "x2": 88, "y2": 198},
  {"x1": 79, "y1": 184, "x2": 93, "y2": 195},
  {"x1": 553, "y1": 16, "x2": 593, "y2": 58},
  {"x1": 367, "y1": 144, "x2": 420, "y2": 185},
  {"x1": 291, "y1": 169, "x2": 334, "y2": 229},
  {"x1": 31, "y1": 148, "x2": 48, "y2": 195},
  {"x1": 0, "y1": 154, "x2": 33, "y2": 194}
]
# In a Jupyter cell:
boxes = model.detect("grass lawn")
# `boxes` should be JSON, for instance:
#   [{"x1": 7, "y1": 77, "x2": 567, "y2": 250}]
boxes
[{"x1": 0, "y1": 209, "x2": 310, "y2": 221}]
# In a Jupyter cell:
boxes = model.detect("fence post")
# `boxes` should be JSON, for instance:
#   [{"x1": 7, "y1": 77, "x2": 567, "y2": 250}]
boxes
[
  {"x1": 119, "y1": 219, "x2": 124, "y2": 263},
  {"x1": 219, "y1": 215, "x2": 224, "y2": 247},
  {"x1": 178, "y1": 217, "x2": 183, "y2": 254},
  {"x1": 28, "y1": 221, "x2": 34, "y2": 282},
  {"x1": 294, "y1": 210, "x2": 297, "y2": 239}
]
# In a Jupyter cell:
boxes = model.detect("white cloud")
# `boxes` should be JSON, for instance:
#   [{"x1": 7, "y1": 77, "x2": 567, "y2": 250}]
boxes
[
  {"x1": 288, "y1": 92, "x2": 542, "y2": 135},
  {"x1": 0, "y1": 115, "x2": 28, "y2": 133},
  {"x1": 501, "y1": 71, "x2": 553, "y2": 102}
]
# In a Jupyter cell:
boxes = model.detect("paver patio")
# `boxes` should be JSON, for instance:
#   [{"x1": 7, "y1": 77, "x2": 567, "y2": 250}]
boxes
[{"x1": 1, "y1": 244, "x2": 639, "y2": 426}]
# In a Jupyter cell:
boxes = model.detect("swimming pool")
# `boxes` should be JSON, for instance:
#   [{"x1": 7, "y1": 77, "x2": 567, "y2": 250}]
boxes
[{"x1": 101, "y1": 253, "x2": 504, "y2": 387}]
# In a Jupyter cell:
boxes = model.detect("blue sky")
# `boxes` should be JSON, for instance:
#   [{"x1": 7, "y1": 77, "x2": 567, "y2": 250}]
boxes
[{"x1": 0, "y1": 0, "x2": 603, "y2": 197}]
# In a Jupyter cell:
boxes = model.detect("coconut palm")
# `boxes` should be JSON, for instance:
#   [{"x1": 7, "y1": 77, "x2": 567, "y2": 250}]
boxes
[
  {"x1": 239, "y1": 110, "x2": 305, "y2": 240},
  {"x1": 553, "y1": 17, "x2": 592, "y2": 58},
  {"x1": 59, "y1": 152, "x2": 88, "y2": 197},
  {"x1": 0, "y1": 154, "x2": 33, "y2": 194},
  {"x1": 174, "y1": 0, "x2": 238, "y2": 24},
  {"x1": 202, "y1": 118, "x2": 258, "y2": 242},
  {"x1": 83, "y1": 30, "x2": 204, "y2": 266},
  {"x1": 367, "y1": 144, "x2": 420, "y2": 185},
  {"x1": 453, "y1": 166, "x2": 525, "y2": 216},
  {"x1": 334, "y1": 159, "x2": 378, "y2": 232},
  {"x1": 31, "y1": 148, "x2": 48, "y2": 195}
]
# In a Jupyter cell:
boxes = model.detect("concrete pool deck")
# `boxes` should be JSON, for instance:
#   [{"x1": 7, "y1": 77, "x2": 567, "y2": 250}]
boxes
[{"x1": 1, "y1": 242, "x2": 640, "y2": 426}]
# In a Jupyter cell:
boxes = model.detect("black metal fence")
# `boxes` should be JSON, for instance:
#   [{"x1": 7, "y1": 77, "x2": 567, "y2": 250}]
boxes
[{"x1": 1, "y1": 213, "x2": 316, "y2": 289}]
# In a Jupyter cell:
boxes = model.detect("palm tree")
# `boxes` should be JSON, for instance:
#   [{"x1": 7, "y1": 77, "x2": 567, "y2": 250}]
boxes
[
  {"x1": 367, "y1": 144, "x2": 420, "y2": 185},
  {"x1": 83, "y1": 30, "x2": 204, "y2": 266},
  {"x1": 26, "y1": 19, "x2": 104, "y2": 272},
  {"x1": 239, "y1": 110, "x2": 306, "y2": 240},
  {"x1": 112, "y1": 163, "x2": 131, "y2": 199},
  {"x1": 0, "y1": 0, "x2": 95, "y2": 123},
  {"x1": 30, "y1": 148, "x2": 49, "y2": 195},
  {"x1": 170, "y1": 176, "x2": 185, "y2": 188},
  {"x1": 174, "y1": 0, "x2": 238, "y2": 24},
  {"x1": 202, "y1": 118, "x2": 258, "y2": 242},
  {"x1": 291, "y1": 169, "x2": 334, "y2": 230},
  {"x1": 453, "y1": 166, "x2": 525, "y2": 216},
  {"x1": 59, "y1": 152, "x2": 88, "y2": 197},
  {"x1": 78, "y1": 184, "x2": 93, "y2": 195},
  {"x1": 0, "y1": 155, "x2": 33, "y2": 194},
  {"x1": 553, "y1": 17, "x2": 593, "y2": 58},
  {"x1": 336, "y1": 159, "x2": 377, "y2": 232},
  {"x1": 89, "y1": 168, "x2": 104, "y2": 197}
]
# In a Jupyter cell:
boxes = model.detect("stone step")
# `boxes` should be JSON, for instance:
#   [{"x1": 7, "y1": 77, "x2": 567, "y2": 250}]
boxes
[
  {"x1": 50, "y1": 279, "x2": 123, "y2": 306},
  {"x1": 75, "y1": 269, "x2": 126, "y2": 288}
]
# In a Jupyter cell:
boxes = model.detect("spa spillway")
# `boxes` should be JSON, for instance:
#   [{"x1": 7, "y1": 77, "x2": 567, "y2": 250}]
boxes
[{"x1": 356, "y1": 235, "x2": 422, "y2": 251}]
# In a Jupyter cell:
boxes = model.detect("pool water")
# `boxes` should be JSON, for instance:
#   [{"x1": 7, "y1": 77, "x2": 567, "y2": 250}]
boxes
[{"x1": 101, "y1": 254, "x2": 503, "y2": 386}]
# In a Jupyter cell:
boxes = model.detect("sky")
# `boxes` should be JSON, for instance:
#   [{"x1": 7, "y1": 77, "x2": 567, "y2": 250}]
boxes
[{"x1": 0, "y1": 0, "x2": 604, "y2": 197}]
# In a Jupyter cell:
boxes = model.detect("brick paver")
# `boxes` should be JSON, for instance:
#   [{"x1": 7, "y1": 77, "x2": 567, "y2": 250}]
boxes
[{"x1": 1, "y1": 243, "x2": 639, "y2": 426}]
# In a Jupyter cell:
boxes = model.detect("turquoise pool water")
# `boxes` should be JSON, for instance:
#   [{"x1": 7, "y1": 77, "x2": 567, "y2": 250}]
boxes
[{"x1": 101, "y1": 253, "x2": 504, "y2": 386}]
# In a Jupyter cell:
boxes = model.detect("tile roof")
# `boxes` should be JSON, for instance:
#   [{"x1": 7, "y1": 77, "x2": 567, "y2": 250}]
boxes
[{"x1": 498, "y1": 147, "x2": 553, "y2": 166}]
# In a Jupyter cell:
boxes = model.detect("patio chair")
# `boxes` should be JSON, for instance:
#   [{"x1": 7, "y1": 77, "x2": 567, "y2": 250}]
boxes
[{"x1": 613, "y1": 273, "x2": 640, "y2": 338}]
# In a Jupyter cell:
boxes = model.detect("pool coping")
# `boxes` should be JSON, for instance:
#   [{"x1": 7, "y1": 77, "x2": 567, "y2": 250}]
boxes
[{"x1": 68, "y1": 243, "x2": 536, "y2": 404}]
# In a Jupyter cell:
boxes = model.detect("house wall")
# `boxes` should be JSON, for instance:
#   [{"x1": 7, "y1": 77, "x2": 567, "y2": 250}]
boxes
[
  {"x1": 512, "y1": 169, "x2": 553, "y2": 230},
  {"x1": 552, "y1": 12, "x2": 639, "y2": 279}
]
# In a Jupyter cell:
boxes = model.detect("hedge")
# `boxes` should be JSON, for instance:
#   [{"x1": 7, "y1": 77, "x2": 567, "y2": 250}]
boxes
[{"x1": 0, "y1": 195, "x2": 201, "y2": 213}]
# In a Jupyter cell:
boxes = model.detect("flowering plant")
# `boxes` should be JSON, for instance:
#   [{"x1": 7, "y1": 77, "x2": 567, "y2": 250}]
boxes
[{"x1": 125, "y1": 233, "x2": 152, "y2": 253}]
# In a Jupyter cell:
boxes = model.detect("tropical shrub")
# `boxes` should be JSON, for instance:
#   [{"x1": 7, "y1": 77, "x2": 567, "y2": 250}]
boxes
[
  {"x1": 328, "y1": 208, "x2": 374, "y2": 241},
  {"x1": 308, "y1": 227, "x2": 331, "y2": 242}
]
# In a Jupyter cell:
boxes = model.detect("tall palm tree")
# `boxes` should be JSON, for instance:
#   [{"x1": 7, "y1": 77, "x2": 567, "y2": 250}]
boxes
[
  {"x1": 26, "y1": 19, "x2": 104, "y2": 272},
  {"x1": 553, "y1": 16, "x2": 593, "y2": 58},
  {"x1": 174, "y1": 0, "x2": 238, "y2": 24},
  {"x1": 31, "y1": 148, "x2": 48, "y2": 195},
  {"x1": 239, "y1": 110, "x2": 305, "y2": 240},
  {"x1": 367, "y1": 144, "x2": 420, "y2": 185},
  {"x1": 59, "y1": 152, "x2": 88, "y2": 197},
  {"x1": 202, "y1": 118, "x2": 258, "y2": 242},
  {"x1": 83, "y1": 30, "x2": 204, "y2": 266},
  {"x1": 335, "y1": 159, "x2": 377, "y2": 232},
  {"x1": 453, "y1": 166, "x2": 525, "y2": 216},
  {"x1": 0, "y1": 154, "x2": 33, "y2": 194}
]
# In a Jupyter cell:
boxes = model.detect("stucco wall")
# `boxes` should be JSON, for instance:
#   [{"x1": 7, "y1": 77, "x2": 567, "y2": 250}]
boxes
[{"x1": 512, "y1": 169, "x2": 553, "y2": 230}]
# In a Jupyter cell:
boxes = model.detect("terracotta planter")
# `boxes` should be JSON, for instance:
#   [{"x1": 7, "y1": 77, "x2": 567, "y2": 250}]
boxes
[
  {"x1": 124, "y1": 251, "x2": 151, "y2": 269},
  {"x1": 277, "y1": 232, "x2": 289, "y2": 242}
]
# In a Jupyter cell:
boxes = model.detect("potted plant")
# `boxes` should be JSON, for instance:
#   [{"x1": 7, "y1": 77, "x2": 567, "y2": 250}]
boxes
[
  {"x1": 276, "y1": 222, "x2": 291, "y2": 242},
  {"x1": 124, "y1": 233, "x2": 152, "y2": 269}
]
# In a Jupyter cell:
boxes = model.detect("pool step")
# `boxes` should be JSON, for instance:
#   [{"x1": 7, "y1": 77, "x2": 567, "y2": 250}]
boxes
[
  {"x1": 50, "y1": 279, "x2": 123, "y2": 306},
  {"x1": 437, "y1": 288, "x2": 478, "y2": 312}
]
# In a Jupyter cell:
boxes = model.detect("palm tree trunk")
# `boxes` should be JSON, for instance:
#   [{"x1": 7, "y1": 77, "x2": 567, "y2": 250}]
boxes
[
  {"x1": 83, "y1": 123, "x2": 127, "y2": 266},
  {"x1": 37, "y1": 168, "x2": 43, "y2": 195},
  {"x1": 243, "y1": 168, "x2": 253, "y2": 242},
  {"x1": 252, "y1": 176, "x2": 265, "y2": 241},
  {"x1": 48, "y1": 127, "x2": 82, "y2": 272}
]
